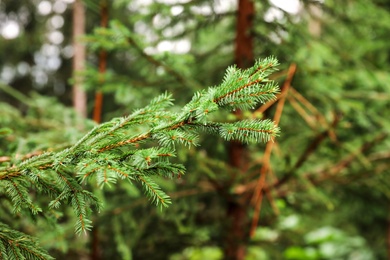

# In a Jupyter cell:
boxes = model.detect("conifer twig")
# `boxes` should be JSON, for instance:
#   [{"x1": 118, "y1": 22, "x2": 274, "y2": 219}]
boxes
[
  {"x1": 0, "y1": 151, "x2": 43, "y2": 163},
  {"x1": 92, "y1": 0, "x2": 108, "y2": 124}
]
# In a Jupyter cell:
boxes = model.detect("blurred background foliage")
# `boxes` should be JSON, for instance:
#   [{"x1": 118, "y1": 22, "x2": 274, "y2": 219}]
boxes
[{"x1": 0, "y1": 0, "x2": 389, "y2": 259}]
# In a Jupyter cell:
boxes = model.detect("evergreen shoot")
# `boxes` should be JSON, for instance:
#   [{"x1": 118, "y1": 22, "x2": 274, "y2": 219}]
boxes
[{"x1": 0, "y1": 57, "x2": 280, "y2": 259}]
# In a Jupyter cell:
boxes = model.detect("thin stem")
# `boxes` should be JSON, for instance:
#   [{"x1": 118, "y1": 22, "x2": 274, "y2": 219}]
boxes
[{"x1": 249, "y1": 63, "x2": 296, "y2": 237}]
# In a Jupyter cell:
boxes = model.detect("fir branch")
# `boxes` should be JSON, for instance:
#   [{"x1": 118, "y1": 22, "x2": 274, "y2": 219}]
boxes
[
  {"x1": 247, "y1": 56, "x2": 279, "y2": 78},
  {"x1": 97, "y1": 132, "x2": 151, "y2": 152},
  {"x1": 0, "y1": 57, "x2": 280, "y2": 257},
  {"x1": 136, "y1": 175, "x2": 171, "y2": 209},
  {"x1": 0, "y1": 223, "x2": 53, "y2": 260},
  {"x1": 219, "y1": 119, "x2": 280, "y2": 143},
  {"x1": 213, "y1": 57, "x2": 280, "y2": 110}
]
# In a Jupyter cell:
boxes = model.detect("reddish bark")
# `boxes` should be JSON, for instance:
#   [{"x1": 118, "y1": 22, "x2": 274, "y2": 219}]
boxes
[
  {"x1": 93, "y1": 1, "x2": 108, "y2": 124},
  {"x1": 224, "y1": 0, "x2": 254, "y2": 259},
  {"x1": 224, "y1": 201, "x2": 247, "y2": 260},
  {"x1": 234, "y1": 0, "x2": 254, "y2": 69},
  {"x1": 90, "y1": 226, "x2": 101, "y2": 260}
]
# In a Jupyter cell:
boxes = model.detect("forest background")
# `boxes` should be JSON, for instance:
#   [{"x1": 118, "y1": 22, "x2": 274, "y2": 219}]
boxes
[{"x1": 0, "y1": 0, "x2": 389, "y2": 259}]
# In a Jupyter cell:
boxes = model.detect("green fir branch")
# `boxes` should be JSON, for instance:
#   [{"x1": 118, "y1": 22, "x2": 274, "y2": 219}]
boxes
[
  {"x1": 1, "y1": 56, "x2": 280, "y2": 206},
  {"x1": 0, "y1": 223, "x2": 53, "y2": 260},
  {"x1": 219, "y1": 119, "x2": 280, "y2": 143},
  {"x1": 0, "y1": 57, "x2": 280, "y2": 257},
  {"x1": 136, "y1": 175, "x2": 172, "y2": 209}
]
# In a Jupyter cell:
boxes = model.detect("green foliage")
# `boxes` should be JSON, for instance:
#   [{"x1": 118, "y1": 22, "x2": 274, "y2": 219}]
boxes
[
  {"x1": 0, "y1": 58, "x2": 280, "y2": 258},
  {"x1": 283, "y1": 226, "x2": 374, "y2": 260},
  {"x1": 0, "y1": 223, "x2": 53, "y2": 260},
  {"x1": 170, "y1": 246, "x2": 223, "y2": 260},
  {"x1": 1, "y1": 0, "x2": 389, "y2": 259}
]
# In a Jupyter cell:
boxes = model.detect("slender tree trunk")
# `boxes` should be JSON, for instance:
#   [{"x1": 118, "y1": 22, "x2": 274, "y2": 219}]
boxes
[
  {"x1": 92, "y1": 0, "x2": 108, "y2": 124},
  {"x1": 224, "y1": 0, "x2": 254, "y2": 259},
  {"x1": 234, "y1": 0, "x2": 254, "y2": 68},
  {"x1": 90, "y1": 226, "x2": 101, "y2": 260},
  {"x1": 225, "y1": 200, "x2": 248, "y2": 260},
  {"x1": 72, "y1": 0, "x2": 87, "y2": 117}
]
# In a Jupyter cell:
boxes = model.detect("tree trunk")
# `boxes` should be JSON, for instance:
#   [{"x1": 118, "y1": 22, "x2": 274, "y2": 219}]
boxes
[
  {"x1": 234, "y1": 0, "x2": 254, "y2": 69},
  {"x1": 224, "y1": 0, "x2": 254, "y2": 259},
  {"x1": 72, "y1": 0, "x2": 87, "y2": 117},
  {"x1": 92, "y1": 0, "x2": 108, "y2": 124}
]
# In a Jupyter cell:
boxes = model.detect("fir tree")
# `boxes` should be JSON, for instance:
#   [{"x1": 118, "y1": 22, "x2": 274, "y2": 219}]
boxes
[{"x1": 0, "y1": 57, "x2": 280, "y2": 259}]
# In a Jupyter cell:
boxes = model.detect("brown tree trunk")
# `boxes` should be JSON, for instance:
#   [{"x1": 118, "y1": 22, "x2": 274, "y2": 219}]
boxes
[
  {"x1": 90, "y1": 226, "x2": 101, "y2": 260},
  {"x1": 224, "y1": 0, "x2": 254, "y2": 259},
  {"x1": 72, "y1": 0, "x2": 87, "y2": 117},
  {"x1": 234, "y1": 0, "x2": 254, "y2": 69},
  {"x1": 92, "y1": 0, "x2": 108, "y2": 124}
]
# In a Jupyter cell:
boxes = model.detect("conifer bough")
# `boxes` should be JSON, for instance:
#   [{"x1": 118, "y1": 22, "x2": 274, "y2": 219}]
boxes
[{"x1": 0, "y1": 57, "x2": 280, "y2": 259}]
